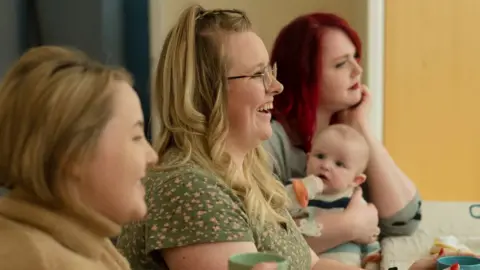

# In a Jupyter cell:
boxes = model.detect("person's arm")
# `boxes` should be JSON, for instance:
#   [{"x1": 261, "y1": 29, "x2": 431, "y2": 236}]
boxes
[
  {"x1": 144, "y1": 171, "x2": 257, "y2": 270},
  {"x1": 360, "y1": 126, "x2": 422, "y2": 236},
  {"x1": 378, "y1": 193, "x2": 422, "y2": 236},
  {"x1": 304, "y1": 211, "x2": 354, "y2": 253},
  {"x1": 339, "y1": 86, "x2": 421, "y2": 234},
  {"x1": 310, "y1": 249, "x2": 362, "y2": 270},
  {"x1": 306, "y1": 189, "x2": 380, "y2": 253},
  {"x1": 164, "y1": 242, "x2": 281, "y2": 270},
  {"x1": 164, "y1": 242, "x2": 258, "y2": 270}
]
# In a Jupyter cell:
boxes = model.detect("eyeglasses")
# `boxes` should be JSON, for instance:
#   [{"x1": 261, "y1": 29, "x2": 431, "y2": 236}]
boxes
[{"x1": 227, "y1": 63, "x2": 277, "y2": 90}]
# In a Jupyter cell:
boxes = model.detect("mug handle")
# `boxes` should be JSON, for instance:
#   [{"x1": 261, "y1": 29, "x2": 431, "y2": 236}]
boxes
[{"x1": 469, "y1": 204, "x2": 480, "y2": 218}]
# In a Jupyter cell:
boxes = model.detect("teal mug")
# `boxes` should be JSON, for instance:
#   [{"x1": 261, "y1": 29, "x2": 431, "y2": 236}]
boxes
[
  {"x1": 228, "y1": 252, "x2": 288, "y2": 270},
  {"x1": 470, "y1": 204, "x2": 480, "y2": 219},
  {"x1": 437, "y1": 256, "x2": 480, "y2": 269}
]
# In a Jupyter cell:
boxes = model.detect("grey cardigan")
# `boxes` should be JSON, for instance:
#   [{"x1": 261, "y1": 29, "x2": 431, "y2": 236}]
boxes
[{"x1": 263, "y1": 120, "x2": 422, "y2": 237}]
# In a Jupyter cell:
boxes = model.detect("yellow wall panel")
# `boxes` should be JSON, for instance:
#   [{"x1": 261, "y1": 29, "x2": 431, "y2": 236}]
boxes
[{"x1": 385, "y1": 0, "x2": 480, "y2": 200}]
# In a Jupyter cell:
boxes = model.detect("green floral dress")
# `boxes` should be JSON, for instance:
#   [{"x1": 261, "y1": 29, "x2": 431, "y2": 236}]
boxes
[{"x1": 117, "y1": 151, "x2": 311, "y2": 270}]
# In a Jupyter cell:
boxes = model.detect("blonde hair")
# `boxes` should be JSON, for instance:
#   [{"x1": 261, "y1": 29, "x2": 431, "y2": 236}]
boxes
[
  {"x1": 0, "y1": 46, "x2": 132, "y2": 210},
  {"x1": 314, "y1": 124, "x2": 370, "y2": 172},
  {"x1": 154, "y1": 5, "x2": 288, "y2": 226}
]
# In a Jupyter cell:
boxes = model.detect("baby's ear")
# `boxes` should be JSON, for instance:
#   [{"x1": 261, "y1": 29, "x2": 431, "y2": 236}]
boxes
[{"x1": 352, "y1": 174, "x2": 367, "y2": 187}]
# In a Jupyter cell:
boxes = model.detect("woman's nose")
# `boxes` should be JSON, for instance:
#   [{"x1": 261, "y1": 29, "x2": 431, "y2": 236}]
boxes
[
  {"x1": 268, "y1": 78, "x2": 283, "y2": 96},
  {"x1": 351, "y1": 60, "x2": 363, "y2": 78}
]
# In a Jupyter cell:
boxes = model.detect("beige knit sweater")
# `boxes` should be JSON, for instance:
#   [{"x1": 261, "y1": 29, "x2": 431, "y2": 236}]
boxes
[{"x1": 0, "y1": 190, "x2": 131, "y2": 270}]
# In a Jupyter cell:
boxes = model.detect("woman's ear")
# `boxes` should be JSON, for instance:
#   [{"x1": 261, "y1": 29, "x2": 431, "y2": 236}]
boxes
[{"x1": 352, "y1": 173, "x2": 366, "y2": 187}]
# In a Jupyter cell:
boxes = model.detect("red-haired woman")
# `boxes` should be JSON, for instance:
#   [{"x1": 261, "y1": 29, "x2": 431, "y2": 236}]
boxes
[{"x1": 264, "y1": 12, "x2": 422, "y2": 254}]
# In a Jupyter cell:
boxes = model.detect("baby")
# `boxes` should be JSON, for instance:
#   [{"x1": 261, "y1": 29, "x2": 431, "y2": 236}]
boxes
[{"x1": 285, "y1": 124, "x2": 381, "y2": 269}]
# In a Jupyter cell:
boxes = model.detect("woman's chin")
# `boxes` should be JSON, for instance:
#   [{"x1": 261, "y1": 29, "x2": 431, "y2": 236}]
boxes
[
  {"x1": 339, "y1": 99, "x2": 362, "y2": 111},
  {"x1": 324, "y1": 100, "x2": 356, "y2": 112},
  {"x1": 127, "y1": 201, "x2": 148, "y2": 223},
  {"x1": 258, "y1": 125, "x2": 273, "y2": 142},
  {"x1": 121, "y1": 188, "x2": 148, "y2": 223}
]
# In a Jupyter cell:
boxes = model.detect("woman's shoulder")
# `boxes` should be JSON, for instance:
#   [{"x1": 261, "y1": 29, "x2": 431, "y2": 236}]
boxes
[
  {"x1": 0, "y1": 214, "x2": 65, "y2": 269},
  {"x1": 0, "y1": 197, "x2": 127, "y2": 270},
  {"x1": 120, "y1": 155, "x2": 255, "y2": 260},
  {"x1": 145, "y1": 161, "x2": 222, "y2": 190},
  {"x1": 263, "y1": 120, "x2": 307, "y2": 182},
  {"x1": 267, "y1": 120, "x2": 290, "y2": 147},
  {"x1": 146, "y1": 148, "x2": 216, "y2": 181},
  {"x1": 143, "y1": 154, "x2": 241, "y2": 206}
]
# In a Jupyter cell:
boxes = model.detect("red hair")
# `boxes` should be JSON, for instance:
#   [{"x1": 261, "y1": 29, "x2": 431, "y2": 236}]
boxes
[{"x1": 271, "y1": 13, "x2": 362, "y2": 152}]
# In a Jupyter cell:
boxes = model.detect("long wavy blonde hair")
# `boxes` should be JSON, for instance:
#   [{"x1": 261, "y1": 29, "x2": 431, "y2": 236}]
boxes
[{"x1": 153, "y1": 5, "x2": 289, "y2": 227}]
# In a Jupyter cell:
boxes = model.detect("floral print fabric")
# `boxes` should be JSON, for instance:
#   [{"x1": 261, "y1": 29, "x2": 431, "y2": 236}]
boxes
[{"x1": 117, "y1": 152, "x2": 311, "y2": 270}]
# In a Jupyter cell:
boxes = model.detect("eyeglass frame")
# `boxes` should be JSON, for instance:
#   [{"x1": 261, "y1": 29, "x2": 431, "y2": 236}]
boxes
[
  {"x1": 227, "y1": 63, "x2": 278, "y2": 90},
  {"x1": 195, "y1": 9, "x2": 275, "y2": 89}
]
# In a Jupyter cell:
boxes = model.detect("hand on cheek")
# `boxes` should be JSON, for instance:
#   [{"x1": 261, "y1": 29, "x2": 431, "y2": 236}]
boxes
[{"x1": 337, "y1": 85, "x2": 372, "y2": 132}]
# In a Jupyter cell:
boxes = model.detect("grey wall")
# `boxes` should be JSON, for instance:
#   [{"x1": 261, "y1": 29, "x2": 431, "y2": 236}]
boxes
[
  {"x1": 36, "y1": 0, "x2": 125, "y2": 65},
  {"x1": 0, "y1": 0, "x2": 24, "y2": 79},
  {"x1": 0, "y1": 0, "x2": 152, "y2": 139},
  {"x1": 0, "y1": 0, "x2": 125, "y2": 78}
]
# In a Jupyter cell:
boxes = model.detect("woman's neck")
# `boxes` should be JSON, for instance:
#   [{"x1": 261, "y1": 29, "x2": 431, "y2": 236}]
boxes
[
  {"x1": 19, "y1": 188, "x2": 120, "y2": 237},
  {"x1": 314, "y1": 109, "x2": 334, "y2": 137},
  {"x1": 224, "y1": 138, "x2": 246, "y2": 173}
]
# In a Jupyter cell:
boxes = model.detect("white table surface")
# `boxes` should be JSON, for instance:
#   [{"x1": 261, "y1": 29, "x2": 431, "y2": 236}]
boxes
[{"x1": 381, "y1": 201, "x2": 480, "y2": 270}]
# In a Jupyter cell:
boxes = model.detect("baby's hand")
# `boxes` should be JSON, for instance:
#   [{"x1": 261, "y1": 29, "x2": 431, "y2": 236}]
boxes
[{"x1": 301, "y1": 175, "x2": 324, "y2": 199}]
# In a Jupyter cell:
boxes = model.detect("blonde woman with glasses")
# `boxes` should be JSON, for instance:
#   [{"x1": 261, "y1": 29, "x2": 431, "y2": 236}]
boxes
[
  {"x1": 117, "y1": 5, "x2": 369, "y2": 270},
  {"x1": 0, "y1": 46, "x2": 158, "y2": 269}
]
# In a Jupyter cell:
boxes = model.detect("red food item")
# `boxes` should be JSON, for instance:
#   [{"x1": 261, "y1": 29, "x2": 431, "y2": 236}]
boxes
[{"x1": 450, "y1": 263, "x2": 460, "y2": 270}]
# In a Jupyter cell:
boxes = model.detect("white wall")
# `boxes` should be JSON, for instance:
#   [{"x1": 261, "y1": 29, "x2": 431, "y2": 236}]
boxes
[
  {"x1": 367, "y1": 0, "x2": 384, "y2": 142},
  {"x1": 148, "y1": 0, "x2": 384, "y2": 140}
]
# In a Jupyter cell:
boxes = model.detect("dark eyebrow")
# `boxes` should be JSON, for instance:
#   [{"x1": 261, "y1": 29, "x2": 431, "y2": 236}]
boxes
[
  {"x1": 133, "y1": 120, "x2": 144, "y2": 128},
  {"x1": 229, "y1": 61, "x2": 268, "y2": 78},
  {"x1": 333, "y1": 54, "x2": 350, "y2": 62},
  {"x1": 247, "y1": 62, "x2": 268, "y2": 73}
]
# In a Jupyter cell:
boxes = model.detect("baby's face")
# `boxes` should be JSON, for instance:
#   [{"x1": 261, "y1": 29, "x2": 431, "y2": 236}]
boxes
[{"x1": 306, "y1": 132, "x2": 365, "y2": 194}]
